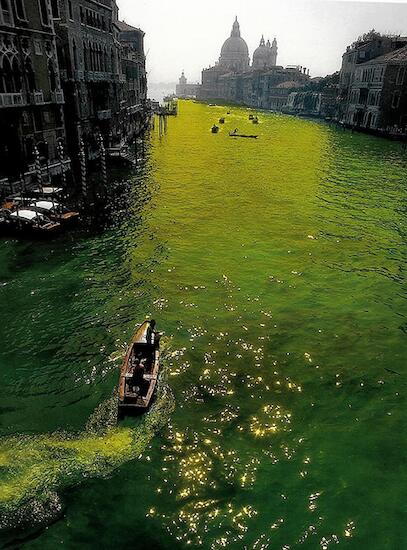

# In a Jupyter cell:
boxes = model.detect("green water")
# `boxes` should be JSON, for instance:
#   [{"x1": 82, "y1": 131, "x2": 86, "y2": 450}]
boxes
[{"x1": 0, "y1": 101, "x2": 406, "y2": 549}]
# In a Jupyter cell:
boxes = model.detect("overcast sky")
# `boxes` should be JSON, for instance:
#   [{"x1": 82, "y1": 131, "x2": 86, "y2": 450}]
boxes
[{"x1": 116, "y1": 0, "x2": 407, "y2": 83}]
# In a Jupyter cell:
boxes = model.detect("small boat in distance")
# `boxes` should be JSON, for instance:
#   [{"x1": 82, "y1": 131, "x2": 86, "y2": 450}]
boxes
[
  {"x1": 229, "y1": 129, "x2": 258, "y2": 139},
  {"x1": 219, "y1": 117, "x2": 225, "y2": 124},
  {"x1": 211, "y1": 125, "x2": 220, "y2": 133},
  {"x1": 118, "y1": 320, "x2": 160, "y2": 414},
  {"x1": 252, "y1": 117, "x2": 259, "y2": 124},
  {"x1": 248, "y1": 114, "x2": 254, "y2": 120}
]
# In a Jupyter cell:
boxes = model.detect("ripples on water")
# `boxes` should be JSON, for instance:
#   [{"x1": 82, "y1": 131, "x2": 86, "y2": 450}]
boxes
[{"x1": 0, "y1": 101, "x2": 406, "y2": 548}]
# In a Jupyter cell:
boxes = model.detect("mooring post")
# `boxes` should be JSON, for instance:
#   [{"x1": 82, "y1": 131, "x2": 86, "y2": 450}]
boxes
[
  {"x1": 33, "y1": 144, "x2": 42, "y2": 191},
  {"x1": 79, "y1": 137, "x2": 87, "y2": 205},
  {"x1": 97, "y1": 131, "x2": 107, "y2": 198}
]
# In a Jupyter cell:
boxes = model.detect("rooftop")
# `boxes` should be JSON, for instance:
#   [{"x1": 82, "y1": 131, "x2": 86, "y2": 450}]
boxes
[
  {"x1": 116, "y1": 20, "x2": 143, "y2": 34},
  {"x1": 363, "y1": 44, "x2": 407, "y2": 65}
]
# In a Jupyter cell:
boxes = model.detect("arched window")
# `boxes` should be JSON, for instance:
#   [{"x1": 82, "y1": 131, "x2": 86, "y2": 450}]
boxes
[
  {"x1": 14, "y1": 0, "x2": 26, "y2": 20},
  {"x1": 11, "y1": 57, "x2": 22, "y2": 92},
  {"x1": 0, "y1": 0, "x2": 13, "y2": 25},
  {"x1": 83, "y1": 41, "x2": 88, "y2": 71},
  {"x1": 110, "y1": 48, "x2": 114, "y2": 73},
  {"x1": 48, "y1": 59, "x2": 56, "y2": 91},
  {"x1": 72, "y1": 39, "x2": 77, "y2": 70},
  {"x1": 50, "y1": 0, "x2": 59, "y2": 18},
  {"x1": 103, "y1": 48, "x2": 107, "y2": 73},
  {"x1": 1, "y1": 56, "x2": 22, "y2": 93},
  {"x1": 38, "y1": 0, "x2": 50, "y2": 25},
  {"x1": 25, "y1": 57, "x2": 36, "y2": 92}
]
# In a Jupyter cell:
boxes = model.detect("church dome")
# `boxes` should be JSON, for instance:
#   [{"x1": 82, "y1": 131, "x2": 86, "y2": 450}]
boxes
[
  {"x1": 252, "y1": 36, "x2": 278, "y2": 70},
  {"x1": 219, "y1": 18, "x2": 249, "y2": 72}
]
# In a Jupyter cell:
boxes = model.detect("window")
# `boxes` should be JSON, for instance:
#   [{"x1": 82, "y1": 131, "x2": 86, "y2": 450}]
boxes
[
  {"x1": 25, "y1": 57, "x2": 36, "y2": 91},
  {"x1": 50, "y1": 0, "x2": 59, "y2": 18},
  {"x1": 0, "y1": 0, "x2": 13, "y2": 25},
  {"x1": 68, "y1": 0, "x2": 73, "y2": 20},
  {"x1": 48, "y1": 59, "x2": 56, "y2": 91},
  {"x1": 396, "y1": 66, "x2": 406, "y2": 85},
  {"x1": 392, "y1": 91, "x2": 401, "y2": 109},
  {"x1": 38, "y1": 0, "x2": 50, "y2": 25},
  {"x1": 14, "y1": 0, "x2": 26, "y2": 20}
]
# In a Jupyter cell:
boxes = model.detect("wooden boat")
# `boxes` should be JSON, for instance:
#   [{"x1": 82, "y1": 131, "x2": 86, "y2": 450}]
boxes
[
  {"x1": 118, "y1": 321, "x2": 160, "y2": 414},
  {"x1": 0, "y1": 207, "x2": 61, "y2": 235},
  {"x1": 29, "y1": 200, "x2": 79, "y2": 224},
  {"x1": 211, "y1": 125, "x2": 220, "y2": 133},
  {"x1": 219, "y1": 117, "x2": 225, "y2": 124},
  {"x1": 229, "y1": 132, "x2": 258, "y2": 139}
]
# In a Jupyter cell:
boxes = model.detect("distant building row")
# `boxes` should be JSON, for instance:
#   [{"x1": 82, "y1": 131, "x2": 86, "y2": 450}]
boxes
[
  {"x1": 182, "y1": 20, "x2": 407, "y2": 137},
  {"x1": 0, "y1": 0, "x2": 148, "y2": 190}
]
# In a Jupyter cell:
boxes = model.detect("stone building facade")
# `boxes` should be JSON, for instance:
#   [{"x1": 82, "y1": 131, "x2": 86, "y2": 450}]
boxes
[
  {"x1": 338, "y1": 31, "x2": 407, "y2": 131},
  {"x1": 0, "y1": 0, "x2": 148, "y2": 192},
  {"x1": 0, "y1": 0, "x2": 67, "y2": 184},
  {"x1": 343, "y1": 45, "x2": 407, "y2": 132},
  {"x1": 53, "y1": 0, "x2": 147, "y2": 161}
]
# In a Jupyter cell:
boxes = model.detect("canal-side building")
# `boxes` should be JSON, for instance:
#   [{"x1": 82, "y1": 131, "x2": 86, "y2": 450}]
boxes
[
  {"x1": 199, "y1": 17, "x2": 310, "y2": 109},
  {"x1": 116, "y1": 20, "x2": 147, "y2": 141},
  {"x1": 338, "y1": 30, "x2": 407, "y2": 130},
  {"x1": 0, "y1": 0, "x2": 68, "y2": 187},
  {"x1": 0, "y1": 0, "x2": 148, "y2": 194},
  {"x1": 53, "y1": 0, "x2": 148, "y2": 160},
  {"x1": 343, "y1": 45, "x2": 407, "y2": 132}
]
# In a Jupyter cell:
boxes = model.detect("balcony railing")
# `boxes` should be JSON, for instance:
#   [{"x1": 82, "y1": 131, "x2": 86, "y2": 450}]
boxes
[
  {"x1": 31, "y1": 91, "x2": 45, "y2": 104},
  {"x1": 97, "y1": 109, "x2": 112, "y2": 120},
  {"x1": 85, "y1": 71, "x2": 114, "y2": 82},
  {"x1": 51, "y1": 90, "x2": 64, "y2": 103},
  {"x1": 0, "y1": 93, "x2": 25, "y2": 108}
]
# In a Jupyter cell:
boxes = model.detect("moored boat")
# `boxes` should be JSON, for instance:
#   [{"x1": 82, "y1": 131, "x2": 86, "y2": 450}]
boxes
[
  {"x1": 0, "y1": 207, "x2": 61, "y2": 235},
  {"x1": 211, "y1": 125, "x2": 220, "y2": 133},
  {"x1": 118, "y1": 320, "x2": 160, "y2": 414},
  {"x1": 29, "y1": 200, "x2": 79, "y2": 224},
  {"x1": 219, "y1": 117, "x2": 225, "y2": 124}
]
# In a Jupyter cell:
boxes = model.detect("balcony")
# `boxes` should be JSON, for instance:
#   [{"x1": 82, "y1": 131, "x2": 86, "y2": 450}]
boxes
[
  {"x1": 0, "y1": 93, "x2": 25, "y2": 108},
  {"x1": 31, "y1": 91, "x2": 45, "y2": 104},
  {"x1": 85, "y1": 71, "x2": 114, "y2": 82},
  {"x1": 97, "y1": 109, "x2": 112, "y2": 120},
  {"x1": 51, "y1": 90, "x2": 64, "y2": 103}
]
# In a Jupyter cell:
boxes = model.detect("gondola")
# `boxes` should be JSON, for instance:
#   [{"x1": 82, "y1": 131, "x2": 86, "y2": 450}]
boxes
[
  {"x1": 0, "y1": 208, "x2": 61, "y2": 236},
  {"x1": 29, "y1": 200, "x2": 79, "y2": 224},
  {"x1": 118, "y1": 321, "x2": 160, "y2": 414},
  {"x1": 229, "y1": 132, "x2": 258, "y2": 139}
]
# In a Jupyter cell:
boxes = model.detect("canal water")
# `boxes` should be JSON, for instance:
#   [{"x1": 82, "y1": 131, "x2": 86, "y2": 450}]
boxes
[{"x1": 0, "y1": 101, "x2": 406, "y2": 549}]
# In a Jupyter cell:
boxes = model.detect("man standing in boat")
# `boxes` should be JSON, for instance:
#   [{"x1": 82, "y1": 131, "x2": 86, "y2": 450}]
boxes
[{"x1": 144, "y1": 319, "x2": 161, "y2": 346}]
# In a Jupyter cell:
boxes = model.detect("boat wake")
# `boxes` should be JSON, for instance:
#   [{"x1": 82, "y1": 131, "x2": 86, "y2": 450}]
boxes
[{"x1": 0, "y1": 356, "x2": 174, "y2": 535}]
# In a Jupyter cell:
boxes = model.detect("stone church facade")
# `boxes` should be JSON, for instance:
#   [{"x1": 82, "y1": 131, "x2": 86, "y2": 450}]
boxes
[{"x1": 199, "y1": 18, "x2": 310, "y2": 110}]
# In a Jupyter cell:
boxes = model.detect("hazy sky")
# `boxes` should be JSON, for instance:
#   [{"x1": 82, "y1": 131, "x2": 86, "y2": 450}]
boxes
[{"x1": 116, "y1": 0, "x2": 407, "y2": 82}]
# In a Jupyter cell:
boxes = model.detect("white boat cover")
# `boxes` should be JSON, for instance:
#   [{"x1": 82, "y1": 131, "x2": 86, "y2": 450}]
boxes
[
  {"x1": 10, "y1": 209, "x2": 43, "y2": 221},
  {"x1": 31, "y1": 201, "x2": 59, "y2": 210}
]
